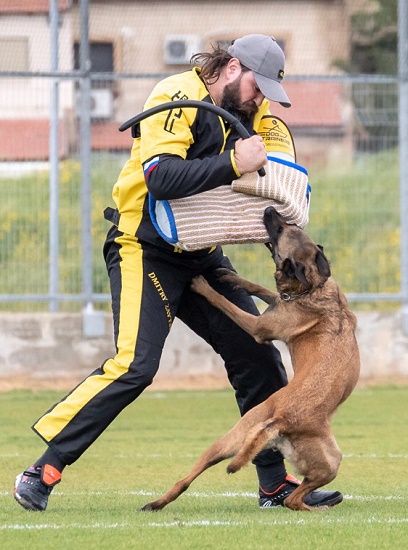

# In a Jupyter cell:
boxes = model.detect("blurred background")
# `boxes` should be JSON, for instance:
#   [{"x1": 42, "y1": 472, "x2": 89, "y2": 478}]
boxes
[{"x1": 0, "y1": 0, "x2": 407, "y2": 386}]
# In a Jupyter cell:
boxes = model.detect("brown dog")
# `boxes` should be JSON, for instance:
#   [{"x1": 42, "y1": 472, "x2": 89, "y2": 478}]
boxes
[{"x1": 141, "y1": 206, "x2": 360, "y2": 512}]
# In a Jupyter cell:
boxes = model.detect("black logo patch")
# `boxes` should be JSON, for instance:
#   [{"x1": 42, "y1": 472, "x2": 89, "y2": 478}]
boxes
[{"x1": 164, "y1": 91, "x2": 189, "y2": 134}]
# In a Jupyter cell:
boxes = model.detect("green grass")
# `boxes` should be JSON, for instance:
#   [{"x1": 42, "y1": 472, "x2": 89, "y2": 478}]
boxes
[
  {"x1": 0, "y1": 385, "x2": 407, "y2": 549},
  {"x1": 0, "y1": 148, "x2": 401, "y2": 311}
]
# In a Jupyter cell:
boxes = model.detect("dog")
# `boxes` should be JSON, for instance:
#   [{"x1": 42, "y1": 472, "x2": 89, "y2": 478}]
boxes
[{"x1": 141, "y1": 206, "x2": 360, "y2": 512}]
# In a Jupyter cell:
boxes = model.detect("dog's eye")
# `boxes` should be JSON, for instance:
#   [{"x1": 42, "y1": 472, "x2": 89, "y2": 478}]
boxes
[{"x1": 277, "y1": 226, "x2": 284, "y2": 234}]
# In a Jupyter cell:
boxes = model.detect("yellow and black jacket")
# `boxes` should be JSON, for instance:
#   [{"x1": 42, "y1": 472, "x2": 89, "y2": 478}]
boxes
[{"x1": 105, "y1": 67, "x2": 295, "y2": 251}]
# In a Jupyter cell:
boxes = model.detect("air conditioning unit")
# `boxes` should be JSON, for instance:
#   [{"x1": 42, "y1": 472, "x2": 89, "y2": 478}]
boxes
[
  {"x1": 89, "y1": 89, "x2": 113, "y2": 119},
  {"x1": 164, "y1": 34, "x2": 202, "y2": 65}
]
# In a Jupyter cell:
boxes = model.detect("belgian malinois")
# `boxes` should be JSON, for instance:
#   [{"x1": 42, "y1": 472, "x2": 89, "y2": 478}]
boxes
[{"x1": 141, "y1": 206, "x2": 360, "y2": 511}]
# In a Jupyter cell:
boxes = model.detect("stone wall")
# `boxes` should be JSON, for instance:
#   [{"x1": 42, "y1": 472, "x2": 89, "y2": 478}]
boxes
[{"x1": 1, "y1": 311, "x2": 408, "y2": 391}]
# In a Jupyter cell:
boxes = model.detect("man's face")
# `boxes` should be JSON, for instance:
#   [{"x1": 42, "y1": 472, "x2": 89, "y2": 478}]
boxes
[{"x1": 220, "y1": 70, "x2": 265, "y2": 123}]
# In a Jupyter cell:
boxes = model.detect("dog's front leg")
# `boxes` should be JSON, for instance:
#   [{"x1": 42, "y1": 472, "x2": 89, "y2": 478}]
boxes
[
  {"x1": 217, "y1": 269, "x2": 278, "y2": 305},
  {"x1": 191, "y1": 275, "x2": 267, "y2": 343}
]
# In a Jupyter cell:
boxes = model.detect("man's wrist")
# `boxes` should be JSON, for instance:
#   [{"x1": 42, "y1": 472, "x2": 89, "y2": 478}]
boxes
[{"x1": 230, "y1": 149, "x2": 241, "y2": 178}]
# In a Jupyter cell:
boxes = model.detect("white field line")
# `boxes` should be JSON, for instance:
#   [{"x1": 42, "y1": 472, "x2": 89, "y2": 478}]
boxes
[
  {"x1": 1, "y1": 517, "x2": 408, "y2": 531},
  {"x1": 1, "y1": 489, "x2": 406, "y2": 502},
  {"x1": 3, "y1": 453, "x2": 408, "y2": 459}
]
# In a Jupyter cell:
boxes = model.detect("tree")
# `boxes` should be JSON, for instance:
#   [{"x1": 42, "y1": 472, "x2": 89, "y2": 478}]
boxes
[
  {"x1": 336, "y1": 0, "x2": 398, "y2": 152},
  {"x1": 350, "y1": 0, "x2": 397, "y2": 74}
]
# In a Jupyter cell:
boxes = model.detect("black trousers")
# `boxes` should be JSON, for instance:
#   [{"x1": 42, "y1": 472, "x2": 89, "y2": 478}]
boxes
[{"x1": 33, "y1": 226, "x2": 288, "y2": 469}]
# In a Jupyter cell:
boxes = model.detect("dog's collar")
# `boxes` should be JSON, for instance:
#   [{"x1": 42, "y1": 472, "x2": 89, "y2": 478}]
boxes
[{"x1": 280, "y1": 289, "x2": 311, "y2": 302}]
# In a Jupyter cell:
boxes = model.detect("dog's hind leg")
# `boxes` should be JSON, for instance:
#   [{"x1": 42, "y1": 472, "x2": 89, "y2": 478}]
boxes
[
  {"x1": 140, "y1": 405, "x2": 270, "y2": 511},
  {"x1": 140, "y1": 431, "x2": 239, "y2": 511},
  {"x1": 283, "y1": 434, "x2": 343, "y2": 511}
]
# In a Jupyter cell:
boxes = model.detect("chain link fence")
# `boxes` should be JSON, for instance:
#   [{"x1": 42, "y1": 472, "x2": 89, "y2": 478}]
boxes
[{"x1": 0, "y1": 1, "x2": 406, "y2": 332}]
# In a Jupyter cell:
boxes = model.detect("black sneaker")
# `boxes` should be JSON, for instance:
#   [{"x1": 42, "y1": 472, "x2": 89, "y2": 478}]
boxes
[
  {"x1": 258, "y1": 474, "x2": 343, "y2": 508},
  {"x1": 14, "y1": 464, "x2": 61, "y2": 511}
]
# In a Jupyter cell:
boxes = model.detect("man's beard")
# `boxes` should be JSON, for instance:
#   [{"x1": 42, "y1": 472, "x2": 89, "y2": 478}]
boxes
[{"x1": 219, "y1": 75, "x2": 258, "y2": 127}]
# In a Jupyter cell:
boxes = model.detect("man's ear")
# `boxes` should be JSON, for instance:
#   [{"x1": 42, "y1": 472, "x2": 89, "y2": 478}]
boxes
[{"x1": 226, "y1": 57, "x2": 242, "y2": 80}]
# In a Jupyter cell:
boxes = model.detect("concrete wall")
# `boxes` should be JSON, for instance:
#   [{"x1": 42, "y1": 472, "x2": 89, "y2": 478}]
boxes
[{"x1": 1, "y1": 311, "x2": 408, "y2": 391}]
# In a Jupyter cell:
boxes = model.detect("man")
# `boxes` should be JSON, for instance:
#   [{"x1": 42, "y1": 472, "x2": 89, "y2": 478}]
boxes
[{"x1": 14, "y1": 34, "x2": 342, "y2": 512}]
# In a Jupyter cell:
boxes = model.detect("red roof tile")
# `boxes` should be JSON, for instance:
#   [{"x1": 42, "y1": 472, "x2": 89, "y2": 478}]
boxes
[
  {"x1": 0, "y1": 0, "x2": 69, "y2": 13},
  {"x1": 0, "y1": 119, "x2": 133, "y2": 161},
  {"x1": 0, "y1": 82, "x2": 343, "y2": 161},
  {"x1": 270, "y1": 81, "x2": 344, "y2": 128},
  {"x1": 91, "y1": 122, "x2": 133, "y2": 151},
  {"x1": 0, "y1": 119, "x2": 68, "y2": 161}
]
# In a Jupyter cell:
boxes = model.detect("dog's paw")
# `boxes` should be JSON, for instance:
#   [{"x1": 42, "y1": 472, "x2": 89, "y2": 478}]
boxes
[
  {"x1": 226, "y1": 461, "x2": 241, "y2": 474},
  {"x1": 215, "y1": 268, "x2": 240, "y2": 285},
  {"x1": 215, "y1": 267, "x2": 235, "y2": 277},
  {"x1": 140, "y1": 501, "x2": 162, "y2": 512},
  {"x1": 140, "y1": 503, "x2": 155, "y2": 511},
  {"x1": 190, "y1": 275, "x2": 209, "y2": 294}
]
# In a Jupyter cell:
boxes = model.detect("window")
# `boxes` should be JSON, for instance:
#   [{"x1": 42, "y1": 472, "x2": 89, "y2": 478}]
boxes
[
  {"x1": 74, "y1": 41, "x2": 115, "y2": 120},
  {"x1": 74, "y1": 41, "x2": 114, "y2": 88},
  {"x1": 0, "y1": 38, "x2": 29, "y2": 71}
]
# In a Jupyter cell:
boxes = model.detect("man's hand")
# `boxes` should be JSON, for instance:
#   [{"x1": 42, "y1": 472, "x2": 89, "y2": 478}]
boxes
[{"x1": 234, "y1": 136, "x2": 267, "y2": 175}]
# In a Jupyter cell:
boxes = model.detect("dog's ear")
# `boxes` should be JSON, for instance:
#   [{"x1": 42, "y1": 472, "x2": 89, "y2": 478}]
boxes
[
  {"x1": 282, "y1": 258, "x2": 309, "y2": 287},
  {"x1": 294, "y1": 262, "x2": 310, "y2": 287},
  {"x1": 315, "y1": 249, "x2": 331, "y2": 278}
]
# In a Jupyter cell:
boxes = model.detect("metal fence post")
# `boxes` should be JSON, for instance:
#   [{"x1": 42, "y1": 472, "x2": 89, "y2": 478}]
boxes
[
  {"x1": 49, "y1": 0, "x2": 59, "y2": 312},
  {"x1": 399, "y1": 0, "x2": 408, "y2": 335},
  {"x1": 79, "y1": 0, "x2": 105, "y2": 336}
]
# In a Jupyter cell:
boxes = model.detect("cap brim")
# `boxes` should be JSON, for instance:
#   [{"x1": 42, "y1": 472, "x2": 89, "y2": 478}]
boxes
[{"x1": 254, "y1": 73, "x2": 291, "y2": 108}]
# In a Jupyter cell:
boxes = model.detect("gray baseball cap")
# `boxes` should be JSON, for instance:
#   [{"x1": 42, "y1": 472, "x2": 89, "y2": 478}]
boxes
[{"x1": 227, "y1": 34, "x2": 291, "y2": 108}]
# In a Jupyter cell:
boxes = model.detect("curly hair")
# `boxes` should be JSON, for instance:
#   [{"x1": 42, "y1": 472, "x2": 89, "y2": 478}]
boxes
[{"x1": 190, "y1": 41, "x2": 250, "y2": 84}]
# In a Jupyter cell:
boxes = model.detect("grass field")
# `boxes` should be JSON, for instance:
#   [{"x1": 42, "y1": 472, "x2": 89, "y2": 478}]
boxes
[{"x1": 1, "y1": 385, "x2": 407, "y2": 549}]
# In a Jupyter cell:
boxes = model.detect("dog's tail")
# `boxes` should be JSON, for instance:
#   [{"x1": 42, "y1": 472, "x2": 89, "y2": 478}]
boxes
[{"x1": 227, "y1": 420, "x2": 279, "y2": 474}]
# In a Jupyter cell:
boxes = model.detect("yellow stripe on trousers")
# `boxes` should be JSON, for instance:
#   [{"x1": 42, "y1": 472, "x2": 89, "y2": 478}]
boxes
[{"x1": 33, "y1": 232, "x2": 143, "y2": 442}]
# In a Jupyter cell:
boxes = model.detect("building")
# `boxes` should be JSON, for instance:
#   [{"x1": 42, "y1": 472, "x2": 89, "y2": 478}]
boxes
[{"x1": 0, "y1": 0, "x2": 359, "y2": 167}]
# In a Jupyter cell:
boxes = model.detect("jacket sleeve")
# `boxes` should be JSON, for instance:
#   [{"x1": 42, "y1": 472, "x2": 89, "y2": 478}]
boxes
[
  {"x1": 144, "y1": 152, "x2": 240, "y2": 200},
  {"x1": 138, "y1": 83, "x2": 242, "y2": 200}
]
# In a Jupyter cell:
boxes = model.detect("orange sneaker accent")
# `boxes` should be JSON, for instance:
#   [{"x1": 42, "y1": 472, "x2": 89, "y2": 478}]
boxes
[
  {"x1": 260, "y1": 474, "x2": 301, "y2": 496},
  {"x1": 260, "y1": 482, "x2": 286, "y2": 496},
  {"x1": 41, "y1": 464, "x2": 61, "y2": 487},
  {"x1": 285, "y1": 474, "x2": 301, "y2": 485}
]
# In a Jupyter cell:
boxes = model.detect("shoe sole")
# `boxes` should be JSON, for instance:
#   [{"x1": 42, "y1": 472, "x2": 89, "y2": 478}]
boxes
[
  {"x1": 315, "y1": 493, "x2": 343, "y2": 507},
  {"x1": 304, "y1": 491, "x2": 343, "y2": 509},
  {"x1": 14, "y1": 490, "x2": 44, "y2": 511},
  {"x1": 259, "y1": 493, "x2": 344, "y2": 509},
  {"x1": 14, "y1": 474, "x2": 45, "y2": 512}
]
